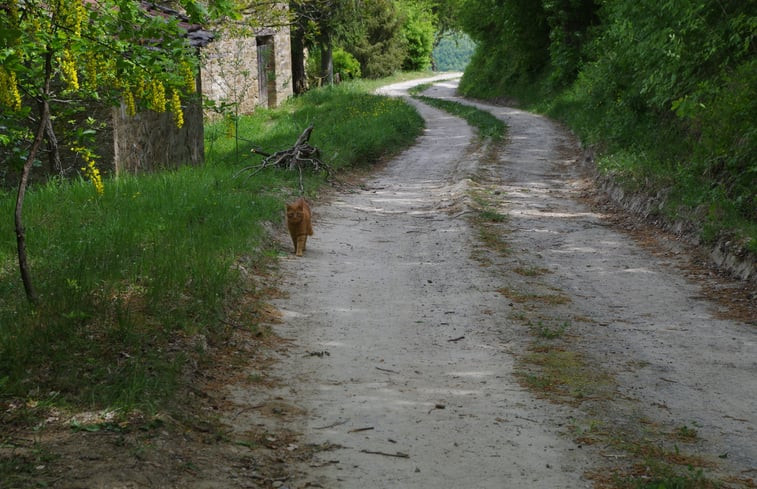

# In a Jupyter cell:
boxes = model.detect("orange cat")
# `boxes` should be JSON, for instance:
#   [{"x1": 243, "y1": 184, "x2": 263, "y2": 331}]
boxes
[{"x1": 285, "y1": 197, "x2": 313, "y2": 257}]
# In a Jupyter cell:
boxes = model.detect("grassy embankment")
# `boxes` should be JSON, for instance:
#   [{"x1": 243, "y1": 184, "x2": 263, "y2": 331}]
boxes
[
  {"x1": 0, "y1": 75, "x2": 426, "y2": 420},
  {"x1": 470, "y1": 76, "x2": 756, "y2": 258},
  {"x1": 457, "y1": 1, "x2": 756, "y2": 260}
]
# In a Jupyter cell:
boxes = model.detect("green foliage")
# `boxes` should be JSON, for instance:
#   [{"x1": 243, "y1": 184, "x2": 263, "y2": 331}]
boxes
[
  {"x1": 307, "y1": 47, "x2": 363, "y2": 86},
  {"x1": 459, "y1": 0, "x2": 550, "y2": 95},
  {"x1": 346, "y1": 0, "x2": 406, "y2": 78},
  {"x1": 542, "y1": 0, "x2": 600, "y2": 87},
  {"x1": 433, "y1": 31, "x2": 476, "y2": 71},
  {"x1": 458, "y1": 0, "x2": 757, "y2": 252},
  {"x1": 399, "y1": 1, "x2": 436, "y2": 71},
  {"x1": 0, "y1": 79, "x2": 425, "y2": 412},
  {"x1": 333, "y1": 47, "x2": 362, "y2": 79}
]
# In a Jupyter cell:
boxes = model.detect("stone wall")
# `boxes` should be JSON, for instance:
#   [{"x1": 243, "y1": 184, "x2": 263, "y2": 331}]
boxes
[
  {"x1": 201, "y1": 26, "x2": 293, "y2": 119},
  {"x1": 202, "y1": 36, "x2": 260, "y2": 116},
  {"x1": 112, "y1": 92, "x2": 204, "y2": 175},
  {"x1": 271, "y1": 28, "x2": 293, "y2": 105}
]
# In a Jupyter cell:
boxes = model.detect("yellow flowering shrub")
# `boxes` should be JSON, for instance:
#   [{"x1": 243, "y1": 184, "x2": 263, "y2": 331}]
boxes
[
  {"x1": 0, "y1": 67, "x2": 22, "y2": 111},
  {"x1": 148, "y1": 79, "x2": 166, "y2": 112},
  {"x1": 60, "y1": 0, "x2": 88, "y2": 37},
  {"x1": 123, "y1": 87, "x2": 137, "y2": 117},
  {"x1": 169, "y1": 89, "x2": 184, "y2": 128},
  {"x1": 181, "y1": 61, "x2": 196, "y2": 94},
  {"x1": 60, "y1": 49, "x2": 79, "y2": 91},
  {"x1": 72, "y1": 145, "x2": 104, "y2": 196}
]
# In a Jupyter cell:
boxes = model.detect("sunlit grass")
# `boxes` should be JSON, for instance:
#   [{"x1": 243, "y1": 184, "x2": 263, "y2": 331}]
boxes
[{"x1": 0, "y1": 77, "x2": 425, "y2": 413}]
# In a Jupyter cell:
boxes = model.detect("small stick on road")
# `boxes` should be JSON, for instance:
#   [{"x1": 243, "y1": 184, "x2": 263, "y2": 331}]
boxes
[
  {"x1": 314, "y1": 418, "x2": 350, "y2": 430},
  {"x1": 428, "y1": 403, "x2": 446, "y2": 414},
  {"x1": 360, "y1": 449, "x2": 410, "y2": 459}
]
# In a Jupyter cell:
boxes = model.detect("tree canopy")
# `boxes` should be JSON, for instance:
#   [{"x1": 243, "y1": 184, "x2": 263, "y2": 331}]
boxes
[{"x1": 290, "y1": 0, "x2": 463, "y2": 82}]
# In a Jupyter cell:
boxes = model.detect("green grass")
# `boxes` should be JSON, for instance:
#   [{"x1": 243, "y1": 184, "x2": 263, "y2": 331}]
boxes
[
  {"x1": 413, "y1": 95, "x2": 507, "y2": 142},
  {"x1": 208, "y1": 82, "x2": 424, "y2": 173},
  {"x1": 0, "y1": 78, "x2": 425, "y2": 415}
]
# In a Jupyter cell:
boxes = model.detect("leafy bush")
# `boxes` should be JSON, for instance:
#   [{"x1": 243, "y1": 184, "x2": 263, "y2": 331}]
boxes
[
  {"x1": 399, "y1": 1, "x2": 435, "y2": 71},
  {"x1": 333, "y1": 47, "x2": 362, "y2": 79},
  {"x1": 346, "y1": 0, "x2": 405, "y2": 78}
]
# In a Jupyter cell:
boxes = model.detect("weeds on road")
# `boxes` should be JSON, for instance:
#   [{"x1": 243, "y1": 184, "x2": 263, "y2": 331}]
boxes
[{"x1": 412, "y1": 94, "x2": 507, "y2": 142}]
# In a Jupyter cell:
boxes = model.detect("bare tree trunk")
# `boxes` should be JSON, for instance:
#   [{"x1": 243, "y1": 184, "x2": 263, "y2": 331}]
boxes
[
  {"x1": 15, "y1": 49, "x2": 53, "y2": 305},
  {"x1": 46, "y1": 115, "x2": 63, "y2": 175},
  {"x1": 319, "y1": 30, "x2": 333, "y2": 86},
  {"x1": 290, "y1": 22, "x2": 308, "y2": 94}
]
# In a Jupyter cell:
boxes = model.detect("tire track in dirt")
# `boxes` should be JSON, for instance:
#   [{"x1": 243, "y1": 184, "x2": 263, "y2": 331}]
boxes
[
  {"x1": 423, "y1": 80, "x2": 757, "y2": 485},
  {"x1": 233, "y1": 76, "x2": 599, "y2": 488}
]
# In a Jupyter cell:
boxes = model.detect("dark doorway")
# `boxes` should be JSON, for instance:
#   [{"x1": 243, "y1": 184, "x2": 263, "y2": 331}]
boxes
[{"x1": 256, "y1": 36, "x2": 276, "y2": 108}]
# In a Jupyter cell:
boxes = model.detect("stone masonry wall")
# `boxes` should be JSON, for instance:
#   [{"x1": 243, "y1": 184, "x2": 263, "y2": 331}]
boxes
[
  {"x1": 112, "y1": 93, "x2": 204, "y2": 174},
  {"x1": 201, "y1": 25, "x2": 293, "y2": 119}
]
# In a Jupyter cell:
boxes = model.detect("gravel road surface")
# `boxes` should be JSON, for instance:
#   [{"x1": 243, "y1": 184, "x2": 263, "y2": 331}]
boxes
[{"x1": 248, "y1": 76, "x2": 757, "y2": 488}]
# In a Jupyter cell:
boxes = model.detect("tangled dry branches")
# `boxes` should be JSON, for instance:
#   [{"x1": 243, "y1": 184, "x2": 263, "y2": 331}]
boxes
[{"x1": 235, "y1": 125, "x2": 333, "y2": 194}]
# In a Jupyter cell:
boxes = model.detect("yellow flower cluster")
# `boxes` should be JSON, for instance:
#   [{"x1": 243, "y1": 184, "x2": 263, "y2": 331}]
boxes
[
  {"x1": 181, "y1": 61, "x2": 196, "y2": 93},
  {"x1": 60, "y1": 0, "x2": 88, "y2": 37},
  {"x1": 169, "y1": 89, "x2": 184, "y2": 128},
  {"x1": 0, "y1": 68, "x2": 22, "y2": 111},
  {"x1": 73, "y1": 145, "x2": 104, "y2": 196},
  {"x1": 84, "y1": 56, "x2": 98, "y2": 90},
  {"x1": 84, "y1": 55, "x2": 114, "y2": 91},
  {"x1": 60, "y1": 49, "x2": 79, "y2": 91},
  {"x1": 147, "y1": 79, "x2": 166, "y2": 112},
  {"x1": 123, "y1": 87, "x2": 137, "y2": 116}
]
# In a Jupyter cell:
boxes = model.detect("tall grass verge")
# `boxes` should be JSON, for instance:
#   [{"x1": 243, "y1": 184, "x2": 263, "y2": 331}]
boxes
[
  {"x1": 208, "y1": 82, "x2": 424, "y2": 174},
  {"x1": 0, "y1": 79, "x2": 424, "y2": 414},
  {"x1": 411, "y1": 94, "x2": 506, "y2": 142}
]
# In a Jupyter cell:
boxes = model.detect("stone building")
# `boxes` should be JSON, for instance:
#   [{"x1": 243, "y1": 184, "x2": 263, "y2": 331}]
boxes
[
  {"x1": 201, "y1": 22, "x2": 293, "y2": 117},
  {"x1": 97, "y1": 3, "x2": 213, "y2": 176}
]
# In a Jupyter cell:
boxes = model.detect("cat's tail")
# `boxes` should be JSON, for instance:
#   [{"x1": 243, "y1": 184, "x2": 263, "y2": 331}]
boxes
[{"x1": 308, "y1": 224, "x2": 314, "y2": 236}]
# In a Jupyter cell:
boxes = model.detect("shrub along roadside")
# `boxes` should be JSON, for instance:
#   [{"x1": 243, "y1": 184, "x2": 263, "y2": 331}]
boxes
[{"x1": 0, "y1": 79, "x2": 425, "y2": 416}]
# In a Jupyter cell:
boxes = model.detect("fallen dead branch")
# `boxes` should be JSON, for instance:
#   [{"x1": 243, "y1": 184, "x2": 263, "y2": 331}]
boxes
[{"x1": 235, "y1": 124, "x2": 335, "y2": 194}]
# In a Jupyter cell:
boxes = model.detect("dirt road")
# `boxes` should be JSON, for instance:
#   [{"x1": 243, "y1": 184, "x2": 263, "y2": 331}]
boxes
[{"x1": 230, "y1": 76, "x2": 757, "y2": 488}]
